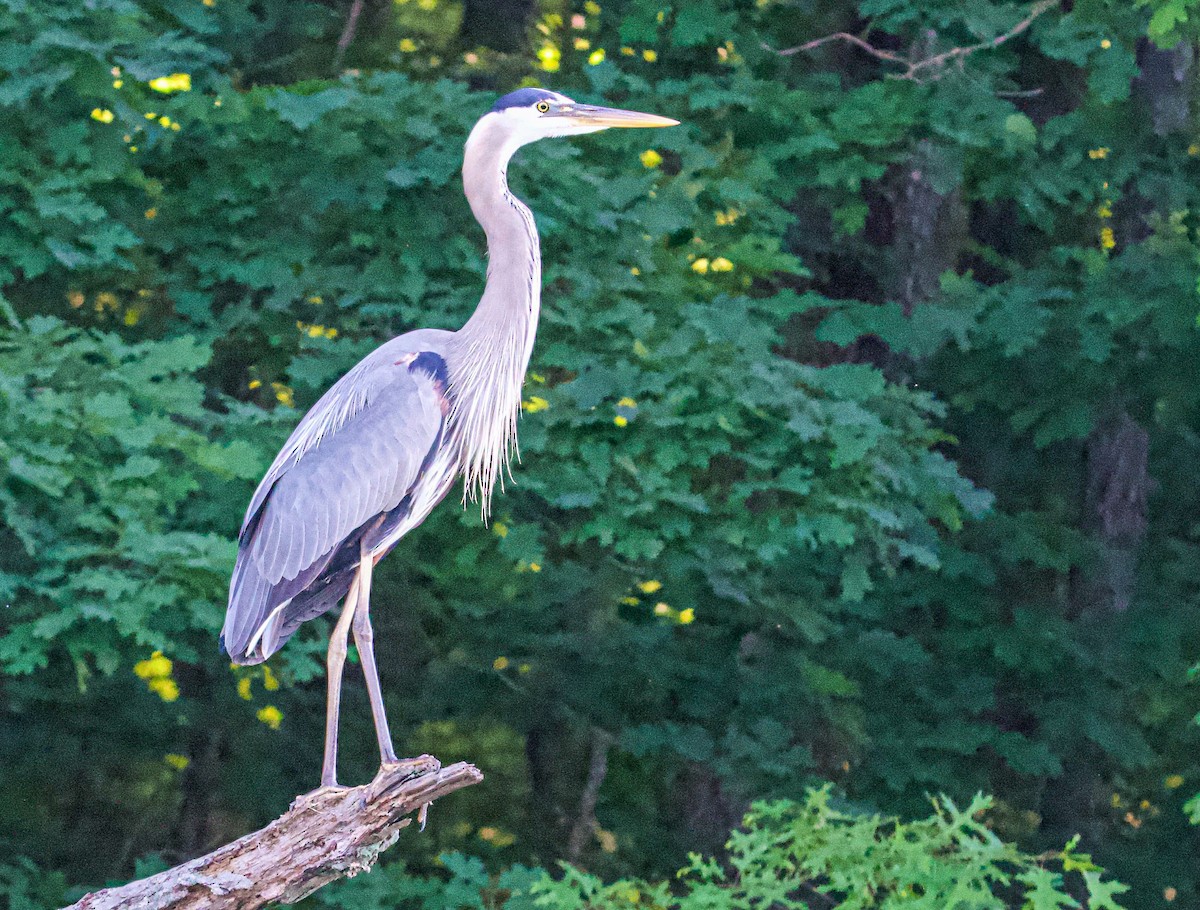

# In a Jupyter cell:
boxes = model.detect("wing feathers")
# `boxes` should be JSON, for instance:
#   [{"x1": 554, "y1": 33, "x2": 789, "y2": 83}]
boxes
[{"x1": 223, "y1": 348, "x2": 450, "y2": 663}]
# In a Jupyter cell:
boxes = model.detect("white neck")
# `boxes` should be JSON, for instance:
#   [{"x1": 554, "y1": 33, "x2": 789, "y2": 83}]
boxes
[{"x1": 448, "y1": 114, "x2": 542, "y2": 516}]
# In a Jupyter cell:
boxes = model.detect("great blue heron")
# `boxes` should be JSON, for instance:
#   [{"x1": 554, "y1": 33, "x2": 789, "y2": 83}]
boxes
[{"x1": 220, "y1": 88, "x2": 677, "y2": 790}]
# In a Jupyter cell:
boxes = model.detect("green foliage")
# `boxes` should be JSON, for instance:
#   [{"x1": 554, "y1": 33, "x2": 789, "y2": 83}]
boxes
[{"x1": 316, "y1": 794, "x2": 1130, "y2": 910}]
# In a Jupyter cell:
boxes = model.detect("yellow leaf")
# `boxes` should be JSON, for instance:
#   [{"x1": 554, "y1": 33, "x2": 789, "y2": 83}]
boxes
[
  {"x1": 639, "y1": 149, "x2": 663, "y2": 168},
  {"x1": 588, "y1": 48, "x2": 605, "y2": 65},
  {"x1": 678, "y1": 607, "x2": 695, "y2": 624},
  {"x1": 148, "y1": 677, "x2": 180, "y2": 702},
  {"x1": 134, "y1": 651, "x2": 172, "y2": 679},
  {"x1": 148, "y1": 73, "x2": 191, "y2": 93},
  {"x1": 237, "y1": 677, "x2": 253, "y2": 701},
  {"x1": 637, "y1": 580, "x2": 662, "y2": 593},
  {"x1": 164, "y1": 753, "x2": 190, "y2": 771},
  {"x1": 538, "y1": 45, "x2": 561, "y2": 71},
  {"x1": 493, "y1": 656, "x2": 509, "y2": 671},
  {"x1": 256, "y1": 705, "x2": 283, "y2": 730}
]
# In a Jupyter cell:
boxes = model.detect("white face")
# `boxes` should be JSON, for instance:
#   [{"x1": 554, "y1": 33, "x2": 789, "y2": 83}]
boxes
[{"x1": 494, "y1": 92, "x2": 609, "y2": 142}]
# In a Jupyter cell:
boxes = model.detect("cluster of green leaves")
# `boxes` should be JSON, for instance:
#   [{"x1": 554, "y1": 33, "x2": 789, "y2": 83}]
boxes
[
  {"x1": 318, "y1": 793, "x2": 1129, "y2": 910},
  {"x1": 1, "y1": 0, "x2": 1199, "y2": 907},
  {"x1": 0, "y1": 318, "x2": 262, "y2": 675}
]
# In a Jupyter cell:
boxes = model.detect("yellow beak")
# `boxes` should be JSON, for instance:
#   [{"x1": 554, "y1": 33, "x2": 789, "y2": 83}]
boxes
[{"x1": 563, "y1": 104, "x2": 679, "y2": 128}]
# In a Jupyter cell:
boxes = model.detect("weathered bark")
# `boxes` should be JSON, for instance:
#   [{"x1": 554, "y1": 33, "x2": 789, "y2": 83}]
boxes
[{"x1": 65, "y1": 756, "x2": 481, "y2": 910}]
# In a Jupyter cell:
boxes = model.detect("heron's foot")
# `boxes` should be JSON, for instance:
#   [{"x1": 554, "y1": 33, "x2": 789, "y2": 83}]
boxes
[
  {"x1": 362, "y1": 757, "x2": 440, "y2": 807},
  {"x1": 290, "y1": 782, "x2": 349, "y2": 811}
]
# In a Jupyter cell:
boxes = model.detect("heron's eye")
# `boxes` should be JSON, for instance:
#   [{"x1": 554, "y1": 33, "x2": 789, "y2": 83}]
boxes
[{"x1": 535, "y1": 100, "x2": 550, "y2": 113}]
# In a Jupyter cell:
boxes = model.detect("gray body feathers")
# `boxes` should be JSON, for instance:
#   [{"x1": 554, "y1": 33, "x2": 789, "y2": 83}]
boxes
[{"x1": 222, "y1": 332, "x2": 457, "y2": 663}]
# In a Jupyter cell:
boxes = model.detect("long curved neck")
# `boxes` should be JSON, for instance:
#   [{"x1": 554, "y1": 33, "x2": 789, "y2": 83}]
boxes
[
  {"x1": 449, "y1": 115, "x2": 542, "y2": 515},
  {"x1": 459, "y1": 117, "x2": 541, "y2": 351}
]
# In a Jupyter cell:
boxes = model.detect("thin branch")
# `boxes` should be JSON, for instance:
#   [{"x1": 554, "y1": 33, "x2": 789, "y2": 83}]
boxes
[
  {"x1": 765, "y1": 0, "x2": 1057, "y2": 82},
  {"x1": 333, "y1": 0, "x2": 366, "y2": 71},
  {"x1": 774, "y1": 31, "x2": 907, "y2": 65},
  {"x1": 65, "y1": 756, "x2": 482, "y2": 910},
  {"x1": 566, "y1": 729, "x2": 614, "y2": 862}
]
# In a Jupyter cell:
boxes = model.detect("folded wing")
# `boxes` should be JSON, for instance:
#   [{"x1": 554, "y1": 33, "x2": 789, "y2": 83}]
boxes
[{"x1": 221, "y1": 349, "x2": 449, "y2": 663}]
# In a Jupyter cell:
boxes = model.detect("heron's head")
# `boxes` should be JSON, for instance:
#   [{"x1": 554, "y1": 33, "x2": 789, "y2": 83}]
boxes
[{"x1": 482, "y1": 87, "x2": 678, "y2": 147}]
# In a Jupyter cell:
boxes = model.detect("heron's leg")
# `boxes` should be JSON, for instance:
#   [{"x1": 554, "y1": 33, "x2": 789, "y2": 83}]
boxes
[
  {"x1": 352, "y1": 540, "x2": 398, "y2": 765},
  {"x1": 321, "y1": 572, "x2": 361, "y2": 788}
]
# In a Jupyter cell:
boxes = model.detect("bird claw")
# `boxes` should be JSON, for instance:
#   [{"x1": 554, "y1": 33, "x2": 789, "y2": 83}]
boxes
[{"x1": 361, "y1": 760, "x2": 438, "y2": 827}]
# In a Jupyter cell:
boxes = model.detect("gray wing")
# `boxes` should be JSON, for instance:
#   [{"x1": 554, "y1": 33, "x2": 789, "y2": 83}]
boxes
[{"x1": 221, "y1": 347, "x2": 450, "y2": 663}]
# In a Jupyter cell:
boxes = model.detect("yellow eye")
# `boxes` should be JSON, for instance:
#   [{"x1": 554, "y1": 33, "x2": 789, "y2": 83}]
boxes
[{"x1": 536, "y1": 100, "x2": 550, "y2": 113}]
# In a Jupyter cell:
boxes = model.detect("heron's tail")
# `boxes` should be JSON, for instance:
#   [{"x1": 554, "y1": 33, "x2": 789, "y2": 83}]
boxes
[
  {"x1": 221, "y1": 555, "x2": 359, "y2": 665},
  {"x1": 221, "y1": 555, "x2": 280, "y2": 665}
]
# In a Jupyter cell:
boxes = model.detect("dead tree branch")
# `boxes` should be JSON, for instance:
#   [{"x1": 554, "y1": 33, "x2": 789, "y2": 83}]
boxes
[
  {"x1": 766, "y1": 0, "x2": 1057, "y2": 81},
  {"x1": 64, "y1": 756, "x2": 482, "y2": 910},
  {"x1": 333, "y1": 0, "x2": 366, "y2": 71},
  {"x1": 567, "y1": 729, "x2": 614, "y2": 862}
]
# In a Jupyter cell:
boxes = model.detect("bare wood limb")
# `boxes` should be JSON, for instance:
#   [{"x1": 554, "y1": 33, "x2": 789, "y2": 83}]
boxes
[
  {"x1": 65, "y1": 756, "x2": 483, "y2": 910},
  {"x1": 567, "y1": 729, "x2": 614, "y2": 862},
  {"x1": 333, "y1": 0, "x2": 366, "y2": 71},
  {"x1": 765, "y1": 0, "x2": 1057, "y2": 81}
]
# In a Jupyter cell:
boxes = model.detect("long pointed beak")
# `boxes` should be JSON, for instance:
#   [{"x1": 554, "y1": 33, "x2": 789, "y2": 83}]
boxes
[{"x1": 561, "y1": 104, "x2": 679, "y2": 128}]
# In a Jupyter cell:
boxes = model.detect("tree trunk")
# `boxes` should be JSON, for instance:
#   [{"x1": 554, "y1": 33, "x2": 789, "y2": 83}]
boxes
[{"x1": 1074, "y1": 410, "x2": 1150, "y2": 615}]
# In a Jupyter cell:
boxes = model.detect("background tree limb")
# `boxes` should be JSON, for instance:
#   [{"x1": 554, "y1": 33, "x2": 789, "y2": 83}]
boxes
[{"x1": 767, "y1": 0, "x2": 1056, "y2": 80}]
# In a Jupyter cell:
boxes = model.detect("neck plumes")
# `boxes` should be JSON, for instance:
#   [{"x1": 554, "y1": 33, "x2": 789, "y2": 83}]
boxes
[{"x1": 449, "y1": 116, "x2": 542, "y2": 518}]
